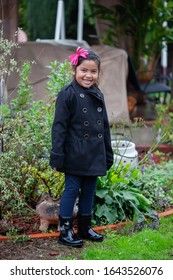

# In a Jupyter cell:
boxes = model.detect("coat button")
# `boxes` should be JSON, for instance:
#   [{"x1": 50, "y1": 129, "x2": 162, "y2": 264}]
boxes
[
  {"x1": 98, "y1": 133, "x2": 103, "y2": 138},
  {"x1": 97, "y1": 107, "x2": 102, "y2": 112},
  {"x1": 97, "y1": 120, "x2": 102, "y2": 125},
  {"x1": 80, "y1": 93, "x2": 85, "y2": 98},
  {"x1": 84, "y1": 134, "x2": 89, "y2": 139},
  {"x1": 82, "y1": 107, "x2": 88, "y2": 113},
  {"x1": 84, "y1": 121, "x2": 89, "y2": 126}
]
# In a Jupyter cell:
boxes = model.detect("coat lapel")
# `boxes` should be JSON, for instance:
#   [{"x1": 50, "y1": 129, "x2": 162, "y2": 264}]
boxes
[{"x1": 72, "y1": 79, "x2": 103, "y2": 102}]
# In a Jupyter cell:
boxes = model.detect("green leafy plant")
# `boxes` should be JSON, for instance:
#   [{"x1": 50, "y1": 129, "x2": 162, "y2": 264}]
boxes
[
  {"x1": 0, "y1": 27, "x2": 19, "y2": 79},
  {"x1": 93, "y1": 163, "x2": 157, "y2": 226},
  {"x1": 23, "y1": 163, "x2": 64, "y2": 198},
  {"x1": 6, "y1": 229, "x2": 31, "y2": 243},
  {"x1": 139, "y1": 160, "x2": 173, "y2": 211},
  {"x1": 0, "y1": 149, "x2": 35, "y2": 220},
  {"x1": 93, "y1": 0, "x2": 173, "y2": 70},
  {"x1": 0, "y1": 26, "x2": 20, "y2": 151},
  {"x1": 46, "y1": 60, "x2": 73, "y2": 101},
  {"x1": 92, "y1": 116, "x2": 170, "y2": 227},
  {"x1": 11, "y1": 61, "x2": 34, "y2": 111}
]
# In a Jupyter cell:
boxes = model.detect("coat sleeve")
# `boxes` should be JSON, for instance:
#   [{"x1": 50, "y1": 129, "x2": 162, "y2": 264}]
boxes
[
  {"x1": 103, "y1": 100, "x2": 114, "y2": 170},
  {"x1": 49, "y1": 90, "x2": 70, "y2": 171}
]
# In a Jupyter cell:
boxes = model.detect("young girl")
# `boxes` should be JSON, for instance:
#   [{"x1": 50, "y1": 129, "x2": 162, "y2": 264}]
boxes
[{"x1": 50, "y1": 47, "x2": 114, "y2": 248}]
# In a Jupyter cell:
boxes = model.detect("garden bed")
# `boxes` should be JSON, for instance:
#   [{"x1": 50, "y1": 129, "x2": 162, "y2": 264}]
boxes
[
  {"x1": 0, "y1": 208, "x2": 173, "y2": 241},
  {"x1": 136, "y1": 144, "x2": 173, "y2": 163},
  {"x1": 0, "y1": 209, "x2": 173, "y2": 260},
  {"x1": 0, "y1": 141, "x2": 173, "y2": 259},
  {"x1": 0, "y1": 144, "x2": 173, "y2": 241},
  {"x1": 1, "y1": 212, "x2": 173, "y2": 261},
  {"x1": 136, "y1": 144, "x2": 173, "y2": 154}
]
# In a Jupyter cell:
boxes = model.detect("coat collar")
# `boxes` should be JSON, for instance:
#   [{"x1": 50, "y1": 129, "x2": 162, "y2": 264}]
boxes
[{"x1": 71, "y1": 79, "x2": 103, "y2": 101}]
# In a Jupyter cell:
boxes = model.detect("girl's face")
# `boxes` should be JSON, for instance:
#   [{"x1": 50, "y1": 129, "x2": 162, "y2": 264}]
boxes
[{"x1": 72, "y1": 60, "x2": 99, "y2": 88}]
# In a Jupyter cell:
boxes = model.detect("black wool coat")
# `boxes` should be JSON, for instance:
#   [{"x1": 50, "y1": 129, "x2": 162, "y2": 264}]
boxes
[{"x1": 49, "y1": 79, "x2": 114, "y2": 176}]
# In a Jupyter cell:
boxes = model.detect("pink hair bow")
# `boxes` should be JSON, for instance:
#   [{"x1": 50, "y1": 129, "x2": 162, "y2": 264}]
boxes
[{"x1": 69, "y1": 47, "x2": 89, "y2": 65}]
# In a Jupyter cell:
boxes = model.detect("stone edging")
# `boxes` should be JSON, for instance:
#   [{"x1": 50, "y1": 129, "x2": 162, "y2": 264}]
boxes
[{"x1": 0, "y1": 209, "x2": 173, "y2": 241}]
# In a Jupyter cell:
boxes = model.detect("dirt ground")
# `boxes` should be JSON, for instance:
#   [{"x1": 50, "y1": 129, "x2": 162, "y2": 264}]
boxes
[
  {"x1": 0, "y1": 215, "x2": 94, "y2": 260},
  {"x1": 0, "y1": 237, "x2": 92, "y2": 260}
]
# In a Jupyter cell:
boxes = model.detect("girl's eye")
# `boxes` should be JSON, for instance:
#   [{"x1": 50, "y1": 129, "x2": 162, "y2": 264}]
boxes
[{"x1": 80, "y1": 69, "x2": 98, "y2": 74}]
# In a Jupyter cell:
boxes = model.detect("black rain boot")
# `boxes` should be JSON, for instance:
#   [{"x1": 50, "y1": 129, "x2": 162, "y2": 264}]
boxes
[
  {"x1": 78, "y1": 214, "x2": 103, "y2": 242},
  {"x1": 58, "y1": 216, "x2": 83, "y2": 248}
]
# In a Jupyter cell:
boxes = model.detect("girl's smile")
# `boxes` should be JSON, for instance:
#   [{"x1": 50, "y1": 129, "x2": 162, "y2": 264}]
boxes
[{"x1": 72, "y1": 60, "x2": 99, "y2": 88}]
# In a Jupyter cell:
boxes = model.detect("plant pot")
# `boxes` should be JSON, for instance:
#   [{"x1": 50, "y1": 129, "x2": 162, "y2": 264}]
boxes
[{"x1": 112, "y1": 140, "x2": 138, "y2": 168}]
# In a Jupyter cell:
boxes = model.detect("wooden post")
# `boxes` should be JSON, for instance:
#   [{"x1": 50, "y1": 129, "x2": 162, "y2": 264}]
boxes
[{"x1": 0, "y1": 0, "x2": 18, "y2": 41}]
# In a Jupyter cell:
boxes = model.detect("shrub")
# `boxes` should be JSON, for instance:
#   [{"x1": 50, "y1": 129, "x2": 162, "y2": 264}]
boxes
[{"x1": 0, "y1": 60, "x2": 72, "y2": 220}]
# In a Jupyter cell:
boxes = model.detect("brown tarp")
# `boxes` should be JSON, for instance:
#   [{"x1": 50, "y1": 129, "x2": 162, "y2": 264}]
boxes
[
  {"x1": 6, "y1": 42, "x2": 130, "y2": 124},
  {"x1": 92, "y1": 45, "x2": 129, "y2": 124}
]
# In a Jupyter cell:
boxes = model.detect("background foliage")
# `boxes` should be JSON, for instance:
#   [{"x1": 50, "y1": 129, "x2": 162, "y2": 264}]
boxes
[
  {"x1": 18, "y1": 0, "x2": 173, "y2": 70},
  {"x1": 19, "y1": 0, "x2": 96, "y2": 42}
]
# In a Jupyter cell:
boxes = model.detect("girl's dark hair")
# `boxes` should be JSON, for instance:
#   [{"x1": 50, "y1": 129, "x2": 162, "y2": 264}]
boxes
[{"x1": 73, "y1": 50, "x2": 101, "y2": 72}]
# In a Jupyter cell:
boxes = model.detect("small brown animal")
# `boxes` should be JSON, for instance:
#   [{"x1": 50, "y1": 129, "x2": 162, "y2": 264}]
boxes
[{"x1": 36, "y1": 193, "x2": 78, "y2": 232}]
